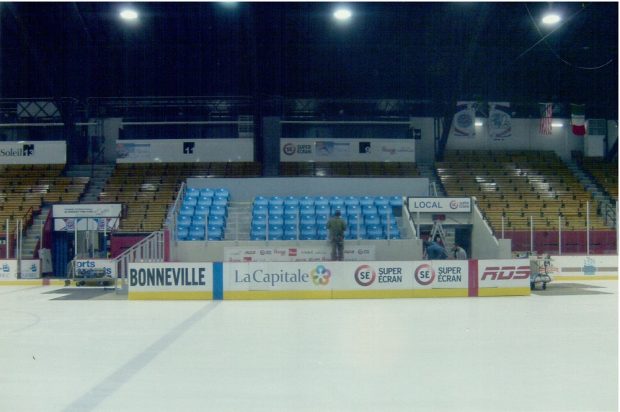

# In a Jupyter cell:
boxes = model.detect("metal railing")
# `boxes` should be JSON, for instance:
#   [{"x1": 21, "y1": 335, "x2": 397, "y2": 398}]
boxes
[{"x1": 114, "y1": 230, "x2": 165, "y2": 293}]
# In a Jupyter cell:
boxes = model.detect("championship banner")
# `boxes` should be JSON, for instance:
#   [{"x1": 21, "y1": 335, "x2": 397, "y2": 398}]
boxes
[
  {"x1": 453, "y1": 101, "x2": 476, "y2": 138},
  {"x1": 488, "y1": 102, "x2": 512, "y2": 140}
]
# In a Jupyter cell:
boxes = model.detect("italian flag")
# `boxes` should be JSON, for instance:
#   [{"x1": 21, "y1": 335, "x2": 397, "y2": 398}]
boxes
[{"x1": 571, "y1": 104, "x2": 586, "y2": 136}]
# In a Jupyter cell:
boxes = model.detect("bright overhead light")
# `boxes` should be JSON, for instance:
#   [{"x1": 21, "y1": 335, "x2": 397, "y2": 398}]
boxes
[
  {"x1": 120, "y1": 9, "x2": 139, "y2": 21},
  {"x1": 551, "y1": 122, "x2": 563, "y2": 128},
  {"x1": 475, "y1": 120, "x2": 483, "y2": 127},
  {"x1": 542, "y1": 13, "x2": 561, "y2": 25},
  {"x1": 333, "y1": 8, "x2": 352, "y2": 21}
]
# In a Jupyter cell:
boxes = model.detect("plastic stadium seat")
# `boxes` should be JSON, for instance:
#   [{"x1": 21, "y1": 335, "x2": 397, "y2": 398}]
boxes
[
  {"x1": 359, "y1": 196, "x2": 375, "y2": 207},
  {"x1": 197, "y1": 196, "x2": 213, "y2": 207},
  {"x1": 376, "y1": 205, "x2": 392, "y2": 216},
  {"x1": 348, "y1": 225, "x2": 366, "y2": 238},
  {"x1": 253, "y1": 204, "x2": 268, "y2": 217},
  {"x1": 386, "y1": 225, "x2": 400, "y2": 239},
  {"x1": 317, "y1": 227, "x2": 328, "y2": 240},
  {"x1": 267, "y1": 224, "x2": 284, "y2": 240},
  {"x1": 365, "y1": 225, "x2": 384, "y2": 239},
  {"x1": 331, "y1": 204, "x2": 345, "y2": 215},
  {"x1": 268, "y1": 215, "x2": 284, "y2": 226},
  {"x1": 329, "y1": 196, "x2": 344, "y2": 207},
  {"x1": 189, "y1": 226, "x2": 205, "y2": 240},
  {"x1": 347, "y1": 204, "x2": 360, "y2": 216},
  {"x1": 284, "y1": 224, "x2": 298, "y2": 239},
  {"x1": 177, "y1": 227, "x2": 189, "y2": 240},
  {"x1": 347, "y1": 213, "x2": 361, "y2": 225},
  {"x1": 212, "y1": 196, "x2": 228, "y2": 207},
  {"x1": 250, "y1": 229, "x2": 266, "y2": 240},
  {"x1": 284, "y1": 204, "x2": 299, "y2": 216},
  {"x1": 253, "y1": 214, "x2": 267, "y2": 225},
  {"x1": 284, "y1": 214, "x2": 298, "y2": 224},
  {"x1": 375, "y1": 196, "x2": 389, "y2": 207},
  {"x1": 315, "y1": 204, "x2": 330, "y2": 217},
  {"x1": 380, "y1": 215, "x2": 397, "y2": 225},
  {"x1": 183, "y1": 197, "x2": 197, "y2": 207},
  {"x1": 299, "y1": 196, "x2": 314, "y2": 207},
  {"x1": 210, "y1": 205, "x2": 226, "y2": 217},
  {"x1": 207, "y1": 225, "x2": 223, "y2": 240},
  {"x1": 191, "y1": 215, "x2": 206, "y2": 227},
  {"x1": 268, "y1": 204, "x2": 284, "y2": 216},
  {"x1": 177, "y1": 214, "x2": 191, "y2": 225},
  {"x1": 215, "y1": 188, "x2": 229, "y2": 199},
  {"x1": 194, "y1": 205, "x2": 209, "y2": 217},
  {"x1": 254, "y1": 196, "x2": 269, "y2": 207},
  {"x1": 284, "y1": 196, "x2": 299, "y2": 207},
  {"x1": 208, "y1": 215, "x2": 225, "y2": 227},
  {"x1": 364, "y1": 214, "x2": 380, "y2": 225},
  {"x1": 314, "y1": 196, "x2": 329, "y2": 207},
  {"x1": 252, "y1": 220, "x2": 267, "y2": 231},
  {"x1": 300, "y1": 214, "x2": 316, "y2": 226},
  {"x1": 269, "y1": 196, "x2": 284, "y2": 206},
  {"x1": 362, "y1": 205, "x2": 378, "y2": 216},
  {"x1": 389, "y1": 196, "x2": 402, "y2": 207},
  {"x1": 300, "y1": 204, "x2": 315, "y2": 216},
  {"x1": 300, "y1": 224, "x2": 317, "y2": 239},
  {"x1": 179, "y1": 205, "x2": 194, "y2": 216},
  {"x1": 186, "y1": 187, "x2": 200, "y2": 196},
  {"x1": 344, "y1": 196, "x2": 359, "y2": 207},
  {"x1": 315, "y1": 214, "x2": 328, "y2": 225},
  {"x1": 199, "y1": 188, "x2": 214, "y2": 198}
]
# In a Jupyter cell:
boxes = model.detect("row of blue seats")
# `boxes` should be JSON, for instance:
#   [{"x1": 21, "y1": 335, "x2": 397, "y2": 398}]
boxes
[
  {"x1": 179, "y1": 204, "x2": 227, "y2": 217},
  {"x1": 185, "y1": 187, "x2": 230, "y2": 199},
  {"x1": 252, "y1": 203, "x2": 395, "y2": 218},
  {"x1": 253, "y1": 195, "x2": 401, "y2": 208},
  {"x1": 252, "y1": 213, "x2": 396, "y2": 227},
  {"x1": 250, "y1": 224, "x2": 400, "y2": 241},
  {"x1": 177, "y1": 225, "x2": 224, "y2": 241}
]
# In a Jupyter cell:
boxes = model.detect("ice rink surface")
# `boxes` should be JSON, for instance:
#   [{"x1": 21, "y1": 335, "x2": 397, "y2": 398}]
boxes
[{"x1": 0, "y1": 280, "x2": 617, "y2": 412}]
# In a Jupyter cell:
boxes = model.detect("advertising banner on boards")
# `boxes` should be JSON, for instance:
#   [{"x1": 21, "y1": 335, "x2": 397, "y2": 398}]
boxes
[{"x1": 128, "y1": 262, "x2": 214, "y2": 294}]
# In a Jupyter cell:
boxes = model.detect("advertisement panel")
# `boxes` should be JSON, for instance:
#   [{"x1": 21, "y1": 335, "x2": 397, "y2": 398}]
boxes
[
  {"x1": 0, "y1": 260, "x2": 17, "y2": 280},
  {"x1": 116, "y1": 139, "x2": 254, "y2": 163},
  {"x1": 478, "y1": 259, "x2": 531, "y2": 293},
  {"x1": 412, "y1": 260, "x2": 469, "y2": 290},
  {"x1": 53, "y1": 204, "x2": 122, "y2": 218},
  {"x1": 224, "y1": 245, "x2": 375, "y2": 262},
  {"x1": 20, "y1": 260, "x2": 41, "y2": 279},
  {"x1": 74, "y1": 259, "x2": 117, "y2": 278},
  {"x1": 544, "y1": 255, "x2": 618, "y2": 279},
  {"x1": 280, "y1": 138, "x2": 415, "y2": 162},
  {"x1": 224, "y1": 262, "x2": 335, "y2": 298},
  {"x1": 407, "y1": 197, "x2": 472, "y2": 213},
  {"x1": 0, "y1": 141, "x2": 66, "y2": 164},
  {"x1": 331, "y1": 261, "x2": 414, "y2": 298},
  {"x1": 128, "y1": 262, "x2": 214, "y2": 299},
  {"x1": 54, "y1": 217, "x2": 119, "y2": 232}
]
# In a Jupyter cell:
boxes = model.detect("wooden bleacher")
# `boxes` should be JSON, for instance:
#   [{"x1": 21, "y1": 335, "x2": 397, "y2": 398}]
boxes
[
  {"x1": 436, "y1": 150, "x2": 610, "y2": 232},
  {"x1": 580, "y1": 157, "x2": 618, "y2": 200},
  {"x1": 280, "y1": 162, "x2": 419, "y2": 177}
]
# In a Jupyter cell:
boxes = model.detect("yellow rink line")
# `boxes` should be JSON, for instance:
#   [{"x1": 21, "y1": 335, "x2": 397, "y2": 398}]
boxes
[
  {"x1": 0, "y1": 279, "x2": 67, "y2": 286},
  {"x1": 128, "y1": 291, "x2": 214, "y2": 300},
  {"x1": 552, "y1": 276, "x2": 617, "y2": 281}
]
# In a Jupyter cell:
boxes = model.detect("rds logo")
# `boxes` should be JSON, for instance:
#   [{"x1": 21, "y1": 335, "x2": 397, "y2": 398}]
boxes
[{"x1": 310, "y1": 265, "x2": 332, "y2": 286}]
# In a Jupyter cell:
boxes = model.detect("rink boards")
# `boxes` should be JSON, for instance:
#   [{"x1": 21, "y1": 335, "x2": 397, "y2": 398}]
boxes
[{"x1": 127, "y1": 259, "x2": 531, "y2": 300}]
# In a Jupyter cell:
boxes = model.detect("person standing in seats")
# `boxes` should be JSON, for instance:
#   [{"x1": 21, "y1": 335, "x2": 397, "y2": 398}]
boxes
[
  {"x1": 451, "y1": 243, "x2": 467, "y2": 260},
  {"x1": 327, "y1": 210, "x2": 346, "y2": 261}
]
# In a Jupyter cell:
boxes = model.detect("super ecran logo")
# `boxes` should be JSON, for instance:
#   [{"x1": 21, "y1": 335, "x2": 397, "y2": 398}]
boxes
[
  {"x1": 414, "y1": 264, "x2": 435, "y2": 285},
  {"x1": 310, "y1": 265, "x2": 332, "y2": 286},
  {"x1": 354, "y1": 264, "x2": 376, "y2": 286}
]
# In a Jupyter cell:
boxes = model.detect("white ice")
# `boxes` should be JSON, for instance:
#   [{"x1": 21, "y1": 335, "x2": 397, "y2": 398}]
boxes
[{"x1": 0, "y1": 281, "x2": 617, "y2": 412}]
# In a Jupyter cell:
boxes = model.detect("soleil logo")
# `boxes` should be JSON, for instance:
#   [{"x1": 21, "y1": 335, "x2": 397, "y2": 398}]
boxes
[{"x1": 310, "y1": 265, "x2": 332, "y2": 286}]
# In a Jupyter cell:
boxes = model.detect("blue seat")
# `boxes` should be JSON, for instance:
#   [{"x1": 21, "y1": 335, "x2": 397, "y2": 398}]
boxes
[
  {"x1": 185, "y1": 187, "x2": 200, "y2": 197},
  {"x1": 284, "y1": 204, "x2": 299, "y2": 216},
  {"x1": 183, "y1": 197, "x2": 197, "y2": 207},
  {"x1": 253, "y1": 214, "x2": 267, "y2": 225},
  {"x1": 329, "y1": 196, "x2": 344, "y2": 207},
  {"x1": 299, "y1": 196, "x2": 314, "y2": 207},
  {"x1": 347, "y1": 204, "x2": 360, "y2": 216},
  {"x1": 207, "y1": 225, "x2": 223, "y2": 240},
  {"x1": 191, "y1": 215, "x2": 206, "y2": 227},
  {"x1": 212, "y1": 196, "x2": 228, "y2": 207},
  {"x1": 380, "y1": 215, "x2": 397, "y2": 225},
  {"x1": 315, "y1": 214, "x2": 328, "y2": 225},
  {"x1": 250, "y1": 228, "x2": 266, "y2": 240},
  {"x1": 284, "y1": 196, "x2": 299, "y2": 207},
  {"x1": 177, "y1": 215, "x2": 191, "y2": 228},
  {"x1": 199, "y1": 188, "x2": 214, "y2": 198},
  {"x1": 284, "y1": 213, "x2": 298, "y2": 224},
  {"x1": 331, "y1": 204, "x2": 345, "y2": 215},
  {"x1": 189, "y1": 226, "x2": 205, "y2": 240},
  {"x1": 268, "y1": 204, "x2": 284, "y2": 216},
  {"x1": 194, "y1": 205, "x2": 209, "y2": 217},
  {"x1": 347, "y1": 213, "x2": 361, "y2": 225},
  {"x1": 365, "y1": 225, "x2": 384, "y2": 239},
  {"x1": 284, "y1": 224, "x2": 298, "y2": 238},
  {"x1": 317, "y1": 227, "x2": 328, "y2": 240},
  {"x1": 314, "y1": 196, "x2": 329, "y2": 207},
  {"x1": 251, "y1": 220, "x2": 267, "y2": 231},
  {"x1": 364, "y1": 214, "x2": 380, "y2": 225},
  {"x1": 210, "y1": 205, "x2": 227, "y2": 217},
  {"x1": 389, "y1": 196, "x2": 402, "y2": 208},
  {"x1": 254, "y1": 196, "x2": 269, "y2": 207},
  {"x1": 300, "y1": 214, "x2": 316, "y2": 226},
  {"x1": 179, "y1": 205, "x2": 194, "y2": 216},
  {"x1": 268, "y1": 215, "x2": 284, "y2": 226},
  {"x1": 376, "y1": 204, "x2": 392, "y2": 217},
  {"x1": 359, "y1": 196, "x2": 375, "y2": 207},
  {"x1": 374, "y1": 196, "x2": 389, "y2": 207},
  {"x1": 348, "y1": 225, "x2": 366, "y2": 238},
  {"x1": 344, "y1": 196, "x2": 359, "y2": 207},
  {"x1": 197, "y1": 196, "x2": 213, "y2": 207},
  {"x1": 177, "y1": 227, "x2": 189, "y2": 240},
  {"x1": 208, "y1": 215, "x2": 225, "y2": 227},
  {"x1": 300, "y1": 204, "x2": 315, "y2": 216},
  {"x1": 300, "y1": 224, "x2": 317, "y2": 239},
  {"x1": 214, "y1": 188, "x2": 229, "y2": 199},
  {"x1": 268, "y1": 224, "x2": 283, "y2": 240},
  {"x1": 386, "y1": 224, "x2": 401, "y2": 239},
  {"x1": 269, "y1": 196, "x2": 284, "y2": 206},
  {"x1": 315, "y1": 204, "x2": 330, "y2": 217},
  {"x1": 362, "y1": 205, "x2": 378, "y2": 216},
  {"x1": 252, "y1": 204, "x2": 268, "y2": 217}
]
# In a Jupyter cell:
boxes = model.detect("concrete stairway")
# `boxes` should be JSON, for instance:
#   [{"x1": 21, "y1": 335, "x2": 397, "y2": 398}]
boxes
[
  {"x1": 224, "y1": 202, "x2": 252, "y2": 241},
  {"x1": 65, "y1": 163, "x2": 116, "y2": 202},
  {"x1": 565, "y1": 159, "x2": 616, "y2": 228},
  {"x1": 416, "y1": 162, "x2": 447, "y2": 196},
  {"x1": 21, "y1": 206, "x2": 51, "y2": 259}
]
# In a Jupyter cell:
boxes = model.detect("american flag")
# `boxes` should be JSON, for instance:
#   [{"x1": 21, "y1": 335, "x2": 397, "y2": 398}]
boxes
[{"x1": 539, "y1": 103, "x2": 553, "y2": 135}]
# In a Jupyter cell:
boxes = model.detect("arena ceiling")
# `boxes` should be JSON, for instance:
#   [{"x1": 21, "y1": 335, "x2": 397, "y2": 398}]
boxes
[{"x1": 0, "y1": 2, "x2": 617, "y2": 115}]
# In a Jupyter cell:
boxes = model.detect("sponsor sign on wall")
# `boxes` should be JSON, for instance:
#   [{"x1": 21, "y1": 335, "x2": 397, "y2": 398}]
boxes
[
  {"x1": 225, "y1": 262, "x2": 333, "y2": 293},
  {"x1": 116, "y1": 139, "x2": 253, "y2": 163},
  {"x1": 407, "y1": 197, "x2": 472, "y2": 213},
  {"x1": 128, "y1": 262, "x2": 213, "y2": 293},
  {"x1": 478, "y1": 259, "x2": 530, "y2": 289},
  {"x1": 544, "y1": 255, "x2": 618, "y2": 278},
  {"x1": 54, "y1": 218, "x2": 119, "y2": 232},
  {"x1": 74, "y1": 259, "x2": 117, "y2": 278},
  {"x1": 53, "y1": 204, "x2": 122, "y2": 218},
  {"x1": 335, "y1": 261, "x2": 412, "y2": 291},
  {"x1": 20, "y1": 260, "x2": 41, "y2": 279},
  {"x1": 223, "y1": 245, "x2": 375, "y2": 262},
  {"x1": 0, "y1": 260, "x2": 17, "y2": 280},
  {"x1": 0, "y1": 141, "x2": 66, "y2": 164},
  {"x1": 412, "y1": 260, "x2": 469, "y2": 289},
  {"x1": 280, "y1": 138, "x2": 415, "y2": 162}
]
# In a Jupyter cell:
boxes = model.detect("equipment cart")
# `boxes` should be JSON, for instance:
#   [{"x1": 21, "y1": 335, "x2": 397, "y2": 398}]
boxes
[{"x1": 530, "y1": 255, "x2": 552, "y2": 290}]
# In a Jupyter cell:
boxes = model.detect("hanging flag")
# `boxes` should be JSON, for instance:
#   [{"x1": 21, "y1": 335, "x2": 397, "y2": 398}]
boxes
[
  {"x1": 539, "y1": 103, "x2": 553, "y2": 135},
  {"x1": 453, "y1": 101, "x2": 476, "y2": 138},
  {"x1": 571, "y1": 104, "x2": 586, "y2": 136},
  {"x1": 488, "y1": 102, "x2": 512, "y2": 140}
]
